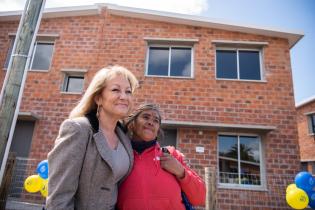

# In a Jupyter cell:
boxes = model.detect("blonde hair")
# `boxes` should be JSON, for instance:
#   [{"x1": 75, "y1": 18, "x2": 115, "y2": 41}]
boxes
[{"x1": 69, "y1": 65, "x2": 139, "y2": 119}]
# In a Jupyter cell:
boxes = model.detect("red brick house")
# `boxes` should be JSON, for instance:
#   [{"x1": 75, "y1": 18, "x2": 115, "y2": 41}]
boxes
[
  {"x1": 296, "y1": 96, "x2": 315, "y2": 175},
  {"x1": 0, "y1": 4, "x2": 303, "y2": 209}
]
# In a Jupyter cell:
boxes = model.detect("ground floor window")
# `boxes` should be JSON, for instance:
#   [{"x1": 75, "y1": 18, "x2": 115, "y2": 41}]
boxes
[{"x1": 218, "y1": 134, "x2": 262, "y2": 186}]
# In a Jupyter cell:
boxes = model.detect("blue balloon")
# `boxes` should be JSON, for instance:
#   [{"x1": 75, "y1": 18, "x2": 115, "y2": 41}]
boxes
[
  {"x1": 295, "y1": 171, "x2": 315, "y2": 192},
  {"x1": 36, "y1": 160, "x2": 48, "y2": 179},
  {"x1": 307, "y1": 190, "x2": 315, "y2": 209}
]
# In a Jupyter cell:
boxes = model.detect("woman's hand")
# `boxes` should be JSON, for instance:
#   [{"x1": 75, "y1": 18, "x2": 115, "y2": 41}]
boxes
[{"x1": 160, "y1": 152, "x2": 185, "y2": 179}]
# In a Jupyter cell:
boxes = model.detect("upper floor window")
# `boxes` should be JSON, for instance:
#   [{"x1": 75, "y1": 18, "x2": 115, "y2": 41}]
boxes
[
  {"x1": 4, "y1": 38, "x2": 54, "y2": 71},
  {"x1": 218, "y1": 134, "x2": 263, "y2": 187},
  {"x1": 30, "y1": 42, "x2": 54, "y2": 70},
  {"x1": 308, "y1": 114, "x2": 315, "y2": 134},
  {"x1": 61, "y1": 69, "x2": 86, "y2": 94},
  {"x1": 216, "y1": 48, "x2": 262, "y2": 81},
  {"x1": 146, "y1": 46, "x2": 193, "y2": 78}
]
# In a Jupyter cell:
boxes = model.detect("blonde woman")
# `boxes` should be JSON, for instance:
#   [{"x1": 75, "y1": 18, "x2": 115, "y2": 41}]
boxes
[{"x1": 47, "y1": 66, "x2": 138, "y2": 210}]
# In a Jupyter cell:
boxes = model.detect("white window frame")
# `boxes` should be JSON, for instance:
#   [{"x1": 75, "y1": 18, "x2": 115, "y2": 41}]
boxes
[
  {"x1": 145, "y1": 44, "x2": 194, "y2": 78},
  {"x1": 29, "y1": 40, "x2": 55, "y2": 71},
  {"x1": 61, "y1": 69, "x2": 86, "y2": 94},
  {"x1": 215, "y1": 47, "x2": 264, "y2": 82},
  {"x1": 217, "y1": 132, "x2": 266, "y2": 190}
]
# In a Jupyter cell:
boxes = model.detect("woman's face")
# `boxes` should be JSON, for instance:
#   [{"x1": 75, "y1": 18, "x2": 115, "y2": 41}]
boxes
[
  {"x1": 131, "y1": 110, "x2": 160, "y2": 142},
  {"x1": 97, "y1": 75, "x2": 133, "y2": 120}
]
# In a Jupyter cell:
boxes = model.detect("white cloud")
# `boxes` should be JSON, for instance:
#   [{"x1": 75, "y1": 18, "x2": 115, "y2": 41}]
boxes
[
  {"x1": 0, "y1": 0, "x2": 24, "y2": 11},
  {"x1": 0, "y1": 0, "x2": 208, "y2": 15}
]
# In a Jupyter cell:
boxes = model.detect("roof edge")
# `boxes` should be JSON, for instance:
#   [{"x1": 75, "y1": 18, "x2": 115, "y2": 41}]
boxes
[
  {"x1": 103, "y1": 3, "x2": 304, "y2": 49},
  {"x1": 0, "y1": 3, "x2": 304, "y2": 48},
  {"x1": 296, "y1": 95, "x2": 315, "y2": 108}
]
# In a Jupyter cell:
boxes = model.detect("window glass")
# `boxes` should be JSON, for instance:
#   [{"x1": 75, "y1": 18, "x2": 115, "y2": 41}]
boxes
[
  {"x1": 147, "y1": 47, "x2": 169, "y2": 76},
  {"x1": 239, "y1": 51, "x2": 261, "y2": 80},
  {"x1": 311, "y1": 114, "x2": 315, "y2": 133},
  {"x1": 239, "y1": 136, "x2": 261, "y2": 185},
  {"x1": 218, "y1": 135, "x2": 239, "y2": 184},
  {"x1": 4, "y1": 40, "x2": 14, "y2": 68},
  {"x1": 301, "y1": 162, "x2": 308, "y2": 171},
  {"x1": 218, "y1": 135, "x2": 262, "y2": 186},
  {"x1": 65, "y1": 76, "x2": 84, "y2": 93},
  {"x1": 216, "y1": 50, "x2": 237, "y2": 79},
  {"x1": 170, "y1": 48, "x2": 191, "y2": 77},
  {"x1": 31, "y1": 43, "x2": 54, "y2": 70}
]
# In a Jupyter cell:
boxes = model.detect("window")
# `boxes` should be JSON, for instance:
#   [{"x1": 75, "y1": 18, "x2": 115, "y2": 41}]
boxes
[
  {"x1": 4, "y1": 39, "x2": 54, "y2": 71},
  {"x1": 30, "y1": 42, "x2": 54, "y2": 70},
  {"x1": 63, "y1": 75, "x2": 84, "y2": 93},
  {"x1": 146, "y1": 46, "x2": 192, "y2": 77},
  {"x1": 308, "y1": 114, "x2": 315, "y2": 134},
  {"x1": 4, "y1": 39, "x2": 14, "y2": 68},
  {"x1": 301, "y1": 162, "x2": 308, "y2": 171},
  {"x1": 216, "y1": 49, "x2": 262, "y2": 80},
  {"x1": 160, "y1": 128, "x2": 177, "y2": 148},
  {"x1": 218, "y1": 134, "x2": 262, "y2": 186}
]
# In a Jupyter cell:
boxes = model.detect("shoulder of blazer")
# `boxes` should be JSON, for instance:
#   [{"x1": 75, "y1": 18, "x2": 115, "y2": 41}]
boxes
[{"x1": 69, "y1": 117, "x2": 94, "y2": 136}]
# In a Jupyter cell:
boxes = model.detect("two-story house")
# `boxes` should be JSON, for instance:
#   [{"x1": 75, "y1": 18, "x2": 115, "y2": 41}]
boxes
[
  {"x1": 296, "y1": 96, "x2": 315, "y2": 175},
  {"x1": 0, "y1": 4, "x2": 303, "y2": 209}
]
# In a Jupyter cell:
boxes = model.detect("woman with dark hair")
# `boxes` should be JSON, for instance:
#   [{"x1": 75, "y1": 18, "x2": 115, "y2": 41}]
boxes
[{"x1": 117, "y1": 104, "x2": 206, "y2": 210}]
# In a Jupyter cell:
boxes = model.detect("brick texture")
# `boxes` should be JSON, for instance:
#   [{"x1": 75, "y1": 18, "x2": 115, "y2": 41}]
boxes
[
  {"x1": 0, "y1": 8, "x2": 300, "y2": 209},
  {"x1": 296, "y1": 100, "x2": 315, "y2": 161}
]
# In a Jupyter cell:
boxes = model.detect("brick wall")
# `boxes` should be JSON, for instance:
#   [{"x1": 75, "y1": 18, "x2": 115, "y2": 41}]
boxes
[
  {"x1": 0, "y1": 8, "x2": 300, "y2": 209},
  {"x1": 296, "y1": 100, "x2": 315, "y2": 161}
]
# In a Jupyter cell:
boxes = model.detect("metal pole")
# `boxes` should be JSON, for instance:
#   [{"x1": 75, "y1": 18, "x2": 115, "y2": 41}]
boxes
[{"x1": 0, "y1": 0, "x2": 46, "y2": 186}]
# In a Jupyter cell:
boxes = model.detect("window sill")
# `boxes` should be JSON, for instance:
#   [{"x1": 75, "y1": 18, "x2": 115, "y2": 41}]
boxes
[
  {"x1": 216, "y1": 78, "x2": 267, "y2": 83},
  {"x1": 218, "y1": 183, "x2": 267, "y2": 191},
  {"x1": 29, "y1": 69, "x2": 49, "y2": 72},
  {"x1": 309, "y1": 133, "x2": 315, "y2": 136},
  {"x1": 60, "y1": 91, "x2": 82, "y2": 95},
  {"x1": 145, "y1": 75, "x2": 194, "y2": 80},
  {"x1": 2, "y1": 68, "x2": 49, "y2": 72}
]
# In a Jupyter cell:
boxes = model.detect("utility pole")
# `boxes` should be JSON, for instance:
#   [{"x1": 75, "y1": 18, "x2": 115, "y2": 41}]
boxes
[{"x1": 0, "y1": 0, "x2": 46, "y2": 185}]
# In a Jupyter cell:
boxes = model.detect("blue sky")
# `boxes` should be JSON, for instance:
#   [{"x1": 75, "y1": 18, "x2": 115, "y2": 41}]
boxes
[{"x1": 0, "y1": 0, "x2": 313, "y2": 104}]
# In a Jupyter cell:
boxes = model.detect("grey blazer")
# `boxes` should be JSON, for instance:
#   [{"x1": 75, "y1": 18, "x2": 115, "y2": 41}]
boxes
[{"x1": 46, "y1": 117, "x2": 134, "y2": 210}]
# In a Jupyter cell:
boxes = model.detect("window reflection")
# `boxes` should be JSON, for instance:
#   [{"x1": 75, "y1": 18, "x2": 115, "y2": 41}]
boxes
[{"x1": 218, "y1": 135, "x2": 261, "y2": 186}]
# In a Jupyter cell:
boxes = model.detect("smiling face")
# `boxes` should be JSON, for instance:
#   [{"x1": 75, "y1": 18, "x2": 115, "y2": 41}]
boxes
[
  {"x1": 96, "y1": 75, "x2": 133, "y2": 120},
  {"x1": 131, "y1": 109, "x2": 161, "y2": 142}
]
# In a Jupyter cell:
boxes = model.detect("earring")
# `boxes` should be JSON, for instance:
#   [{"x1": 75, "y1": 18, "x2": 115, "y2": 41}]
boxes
[
  {"x1": 96, "y1": 104, "x2": 101, "y2": 118},
  {"x1": 128, "y1": 130, "x2": 134, "y2": 138}
]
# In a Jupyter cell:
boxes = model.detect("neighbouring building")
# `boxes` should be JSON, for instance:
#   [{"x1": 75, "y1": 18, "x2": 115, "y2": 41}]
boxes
[
  {"x1": 296, "y1": 96, "x2": 315, "y2": 175},
  {"x1": 0, "y1": 4, "x2": 303, "y2": 209}
]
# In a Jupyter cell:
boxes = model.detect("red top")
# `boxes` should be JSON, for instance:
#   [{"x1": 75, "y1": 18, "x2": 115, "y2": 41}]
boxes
[{"x1": 117, "y1": 144, "x2": 206, "y2": 210}]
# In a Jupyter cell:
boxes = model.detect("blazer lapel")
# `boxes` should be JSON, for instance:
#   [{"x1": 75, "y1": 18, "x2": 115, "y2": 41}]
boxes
[{"x1": 93, "y1": 131, "x2": 114, "y2": 171}]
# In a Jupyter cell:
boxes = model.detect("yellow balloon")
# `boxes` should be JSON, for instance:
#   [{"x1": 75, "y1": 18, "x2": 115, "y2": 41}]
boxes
[
  {"x1": 286, "y1": 188, "x2": 309, "y2": 209},
  {"x1": 40, "y1": 179, "x2": 48, "y2": 198},
  {"x1": 24, "y1": 175, "x2": 42, "y2": 193},
  {"x1": 286, "y1": 183, "x2": 297, "y2": 194}
]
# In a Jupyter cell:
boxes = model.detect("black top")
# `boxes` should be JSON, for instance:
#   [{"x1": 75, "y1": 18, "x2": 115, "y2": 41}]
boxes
[{"x1": 131, "y1": 139, "x2": 157, "y2": 154}]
